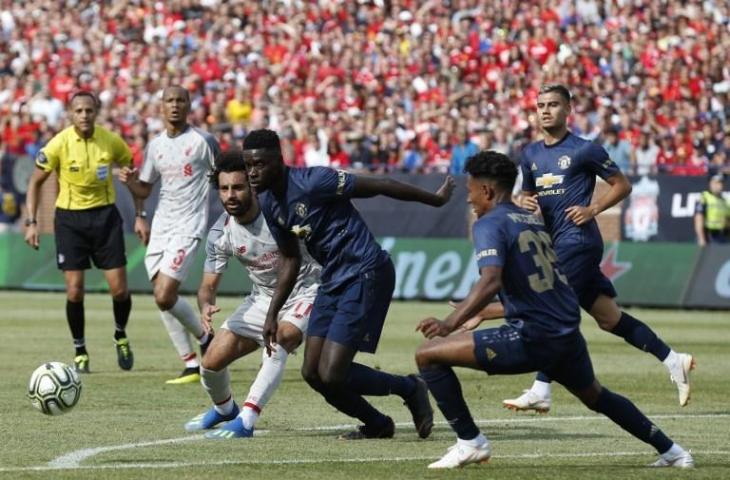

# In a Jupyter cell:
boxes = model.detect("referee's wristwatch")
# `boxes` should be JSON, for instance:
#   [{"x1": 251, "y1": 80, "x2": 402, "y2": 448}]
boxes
[
  {"x1": 136, "y1": 210, "x2": 148, "y2": 219},
  {"x1": 25, "y1": 218, "x2": 37, "y2": 227}
]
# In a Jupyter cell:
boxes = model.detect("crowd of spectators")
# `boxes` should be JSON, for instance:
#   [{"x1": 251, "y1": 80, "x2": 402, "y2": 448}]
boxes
[{"x1": 1, "y1": 0, "x2": 730, "y2": 178}]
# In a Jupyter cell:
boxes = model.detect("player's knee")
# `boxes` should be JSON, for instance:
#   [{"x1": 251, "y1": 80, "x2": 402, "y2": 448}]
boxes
[
  {"x1": 66, "y1": 286, "x2": 84, "y2": 303},
  {"x1": 111, "y1": 290, "x2": 129, "y2": 302},
  {"x1": 414, "y1": 342, "x2": 435, "y2": 370},
  {"x1": 201, "y1": 355, "x2": 222, "y2": 372},
  {"x1": 276, "y1": 326, "x2": 303, "y2": 353},
  {"x1": 318, "y1": 367, "x2": 347, "y2": 388},
  {"x1": 153, "y1": 289, "x2": 176, "y2": 311},
  {"x1": 301, "y1": 364, "x2": 322, "y2": 390}
]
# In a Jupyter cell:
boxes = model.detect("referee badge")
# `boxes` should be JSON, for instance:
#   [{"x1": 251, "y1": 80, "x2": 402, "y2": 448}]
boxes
[{"x1": 36, "y1": 152, "x2": 48, "y2": 166}]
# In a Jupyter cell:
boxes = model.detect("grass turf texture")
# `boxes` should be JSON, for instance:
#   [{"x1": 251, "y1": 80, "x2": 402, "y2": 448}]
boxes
[{"x1": 0, "y1": 291, "x2": 728, "y2": 479}]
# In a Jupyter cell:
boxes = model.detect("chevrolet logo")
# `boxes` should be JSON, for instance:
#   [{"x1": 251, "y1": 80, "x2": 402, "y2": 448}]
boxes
[{"x1": 535, "y1": 173, "x2": 564, "y2": 188}]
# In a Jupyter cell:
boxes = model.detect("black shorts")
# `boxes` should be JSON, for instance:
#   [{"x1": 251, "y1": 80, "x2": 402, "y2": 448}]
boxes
[{"x1": 54, "y1": 205, "x2": 127, "y2": 271}]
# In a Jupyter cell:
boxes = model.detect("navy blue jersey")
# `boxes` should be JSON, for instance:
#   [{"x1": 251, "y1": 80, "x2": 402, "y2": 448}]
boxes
[
  {"x1": 258, "y1": 167, "x2": 389, "y2": 292},
  {"x1": 520, "y1": 133, "x2": 620, "y2": 247},
  {"x1": 473, "y1": 202, "x2": 580, "y2": 338}
]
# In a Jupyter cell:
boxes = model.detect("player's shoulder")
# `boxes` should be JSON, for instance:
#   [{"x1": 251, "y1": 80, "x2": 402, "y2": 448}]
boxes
[
  {"x1": 189, "y1": 126, "x2": 221, "y2": 152},
  {"x1": 93, "y1": 125, "x2": 125, "y2": 144},
  {"x1": 206, "y1": 212, "x2": 229, "y2": 242},
  {"x1": 570, "y1": 134, "x2": 606, "y2": 156},
  {"x1": 45, "y1": 126, "x2": 76, "y2": 147}
]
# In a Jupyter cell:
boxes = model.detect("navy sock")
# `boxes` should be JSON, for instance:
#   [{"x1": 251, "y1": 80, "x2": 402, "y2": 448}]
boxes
[
  {"x1": 419, "y1": 365, "x2": 479, "y2": 440},
  {"x1": 611, "y1": 312, "x2": 671, "y2": 361},
  {"x1": 594, "y1": 387, "x2": 673, "y2": 454},
  {"x1": 348, "y1": 363, "x2": 416, "y2": 398},
  {"x1": 308, "y1": 377, "x2": 388, "y2": 427},
  {"x1": 112, "y1": 296, "x2": 131, "y2": 339},
  {"x1": 536, "y1": 371, "x2": 552, "y2": 383},
  {"x1": 66, "y1": 300, "x2": 86, "y2": 355}
]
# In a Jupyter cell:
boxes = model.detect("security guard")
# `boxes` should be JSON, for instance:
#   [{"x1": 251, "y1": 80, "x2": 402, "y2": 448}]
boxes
[
  {"x1": 694, "y1": 174, "x2": 730, "y2": 245},
  {"x1": 24, "y1": 91, "x2": 135, "y2": 373}
]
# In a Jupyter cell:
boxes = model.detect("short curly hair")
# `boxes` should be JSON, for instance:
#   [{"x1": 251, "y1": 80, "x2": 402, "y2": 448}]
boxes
[
  {"x1": 464, "y1": 150, "x2": 518, "y2": 192},
  {"x1": 209, "y1": 149, "x2": 245, "y2": 189}
]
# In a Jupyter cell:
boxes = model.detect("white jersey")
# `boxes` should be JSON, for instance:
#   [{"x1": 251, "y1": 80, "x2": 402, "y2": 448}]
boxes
[
  {"x1": 204, "y1": 211, "x2": 320, "y2": 298},
  {"x1": 140, "y1": 126, "x2": 220, "y2": 239}
]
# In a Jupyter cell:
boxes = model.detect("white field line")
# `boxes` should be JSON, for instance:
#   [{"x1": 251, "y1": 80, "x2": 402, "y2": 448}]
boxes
[{"x1": 0, "y1": 413, "x2": 725, "y2": 473}]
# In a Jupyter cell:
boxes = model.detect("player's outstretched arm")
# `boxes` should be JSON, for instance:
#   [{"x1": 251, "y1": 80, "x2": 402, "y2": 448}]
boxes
[
  {"x1": 448, "y1": 299, "x2": 506, "y2": 331},
  {"x1": 197, "y1": 272, "x2": 222, "y2": 334},
  {"x1": 351, "y1": 174, "x2": 456, "y2": 206},
  {"x1": 565, "y1": 172, "x2": 631, "y2": 226},
  {"x1": 417, "y1": 266, "x2": 501, "y2": 338},
  {"x1": 24, "y1": 167, "x2": 52, "y2": 250},
  {"x1": 263, "y1": 233, "x2": 302, "y2": 355}
]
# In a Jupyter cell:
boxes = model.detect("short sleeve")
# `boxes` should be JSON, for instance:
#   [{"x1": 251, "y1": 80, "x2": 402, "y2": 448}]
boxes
[
  {"x1": 138, "y1": 143, "x2": 159, "y2": 184},
  {"x1": 307, "y1": 167, "x2": 355, "y2": 201},
  {"x1": 203, "y1": 224, "x2": 230, "y2": 274},
  {"x1": 519, "y1": 151, "x2": 535, "y2": 192},
  {"x1": 694, "y1": 195, "x2": 707, "y2": 215},
  {"x1": 37, "y1": 136, "x2": 61, "y2": 172},
  {"x1": 258, "y1": 192, "x2": 296, "y2": 251},
  {"x1": 472, "y1": 217, "x2": 507, "y2": 269},
  {"x1": 111, "y1": 134, "x2": 132, "y2": 167},
  {"x1": 198, "y1": 128, "x2": 221, "y2": 168},
  {"x1": 583, "y1": 142, "x2": 620, "y2": 180}
]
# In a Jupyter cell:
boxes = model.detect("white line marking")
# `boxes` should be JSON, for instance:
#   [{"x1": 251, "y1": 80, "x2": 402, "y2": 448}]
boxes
[{"x1": 3, "y1": 412, "x2": 725, "y2": 472}]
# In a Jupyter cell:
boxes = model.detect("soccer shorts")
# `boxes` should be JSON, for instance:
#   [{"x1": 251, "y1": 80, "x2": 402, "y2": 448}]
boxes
[
  {"x1": 54, "y1": 205, "x2": 126, "y2": 271},
  {"x1": 473, "y1": 324, "x2": 595, "y2": 391},
  {"x1": 145, "y1": 235, "x2": 200, "y2": 282},
  {"x1": 556, "y1": 242, "x2": 617, "y2": 311},
  {"x1": 221, "y1": 284, "x2": 318, "y2": 346},
  {"x1": 307, "y1": 258, "x2": 395, "y2": 354}
]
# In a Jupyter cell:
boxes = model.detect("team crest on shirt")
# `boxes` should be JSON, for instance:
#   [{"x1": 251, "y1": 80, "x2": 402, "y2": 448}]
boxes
[
  {"x1": 295, "y1": 202, "x2": 308, "y2": 218},
  {"x1": 558, "y1": 155, "x2": 571, "y2": 170}
]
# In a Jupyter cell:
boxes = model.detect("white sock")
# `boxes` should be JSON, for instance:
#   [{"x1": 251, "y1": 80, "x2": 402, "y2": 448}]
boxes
[
  {"x1": 662, "y1": 350, "x2": 678, "y2": 368},
  {"x1": 159, "y1": 310, "x2": 196, "y2": 364},
  {"x1": 661, "y1": 443, "x2": 684, "y2": 460},
  {"x1": 201, "y1": 367, "x2": 232, "y2": 406},
  {"x1": 168, "y1": 296, "x2": 205, "y2": 338},
  {"x1": 239, "y1": 347, "x2": 289, "y2": 428},
  {"x1": 240, "y1": 405, "x2": 260, "y2": 430},
  {"x1": 457, "y1": 433, "x2": 488, "y2": 447},
  {"x1": 531, "y1": 380, "x2": 551, "y2": 399}
]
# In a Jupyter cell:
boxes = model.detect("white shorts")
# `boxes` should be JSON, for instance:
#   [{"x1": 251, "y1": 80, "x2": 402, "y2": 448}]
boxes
[
  {"x1": 145, "y1": 236, "x2": 201, "y2": 282},
  {"x1": 221, "y1": 286, "x2": 318, "y2": 346}
]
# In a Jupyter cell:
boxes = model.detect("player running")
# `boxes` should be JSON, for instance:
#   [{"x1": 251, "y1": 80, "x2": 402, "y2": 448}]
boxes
[
  {"x1": 120, "y1": 86, "x2": 219, "y2": 384},
  {"x1": 416, "y1": 151, "x2": 693, "y2": 469}
]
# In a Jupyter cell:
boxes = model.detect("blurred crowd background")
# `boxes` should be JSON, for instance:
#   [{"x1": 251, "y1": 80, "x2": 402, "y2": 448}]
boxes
[{"x1": 1, "y1": 0, "x2": 729, "y2": 179}]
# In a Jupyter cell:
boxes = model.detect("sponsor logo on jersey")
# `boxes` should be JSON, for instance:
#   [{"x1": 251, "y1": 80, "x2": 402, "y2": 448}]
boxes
[
  {"x1": 485, "y1": 348, "x2": 497, "y2": 361},
  {"x1": 558, "y1": 155, "x2": 571, "y2": 169},
  {"x1": 36, "y1": 152, "x2": 48, "y2": 166},
  {"x1": 535, "y1": 173, "x2": 564, "y2": 188},
  {"x1": 295, "y1": 202, "x2": 308, "y2": 218},
  {"x1": 291, "y1": 224, "x2": 312, "y2": 239},
  {"x1": 336, "y1": 170, "x2": 348, "y2": 195},
  {"x1": 530, "y1": 162, "x2": 538, "y2": 171}
]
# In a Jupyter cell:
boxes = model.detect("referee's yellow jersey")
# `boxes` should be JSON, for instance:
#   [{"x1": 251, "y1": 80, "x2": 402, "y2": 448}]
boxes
[{"x1": 37, "y1": 125, "x2": 132, "y2": 210}]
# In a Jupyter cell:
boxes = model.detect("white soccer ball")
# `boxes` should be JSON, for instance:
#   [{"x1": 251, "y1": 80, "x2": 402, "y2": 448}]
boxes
[{"x1": 27, "y1": 362, "x2": 82, "y2": 416}]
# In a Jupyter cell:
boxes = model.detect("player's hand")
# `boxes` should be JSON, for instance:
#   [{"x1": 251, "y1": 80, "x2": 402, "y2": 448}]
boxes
[
  {"x1": 24, "y1": 224, "x2": 40, "y2": 250},
  {"x1": 434, "y1": 175, "x2": 456, "y2": 206},
  {"x1": 565, "y1": 205, "x2": 597, "y2": 226},
  {"x1": 118, "y1": 167, "x2": 138, "y2": 184},
  {"x1": 457, "y1": 315, "x2": 485, "y2": 332},
  {"x1": 134, "y1": 217, "x2": 150, "y2": 246},
  {"x1": 200, "y1": 303, "x2": 220, "y2": 333},
  {"x1": 263, "y1": 316, "x2": 279, "y2": 356},
  {"x1": 416, "y1": 317, "x2": 452, "y2": 339},
  {"x1": 519, "y1": 194, "x2": 539, "y2": 212}
]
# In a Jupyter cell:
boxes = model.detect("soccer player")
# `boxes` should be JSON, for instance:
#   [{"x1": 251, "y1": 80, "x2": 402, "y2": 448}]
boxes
[
  {"x1": 24, "y1": 91, "x2": 134, "y2": 373},
  {"x1": 503, "y1": 84, "x2": 694, "y2": 410},
  {"x1": 416, "y1": 151, "x2": 693, "y2": 469},
  {"x1": 119, "y1": 86, "x2": 219, "y2": 384},
  {"x1": 184, "y1": 150, "x2": 320, "y2": 438},
  {"x1": 244, "y1": 129, "x2": 451, "y2": 440}
]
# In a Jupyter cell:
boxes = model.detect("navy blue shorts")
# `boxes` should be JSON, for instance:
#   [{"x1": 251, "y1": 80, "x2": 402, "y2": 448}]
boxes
[
  {"x1": 473, "y1": 324, "x2": 595, "y2": 391},
  {"x1": 556, "y1": 243, "x2": 616, "y2": 312},
  {"x1": 306, "y1": 259, "x2": 395, "y2": 353}
]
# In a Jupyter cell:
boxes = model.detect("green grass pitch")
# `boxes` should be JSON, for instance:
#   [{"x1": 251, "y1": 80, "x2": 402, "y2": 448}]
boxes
[{"x1": 0, "y1": 291, "x2": 728, "y2": 479}]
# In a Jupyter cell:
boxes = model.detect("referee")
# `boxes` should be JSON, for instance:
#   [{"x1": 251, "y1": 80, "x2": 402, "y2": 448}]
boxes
[{"x1": 24, "y1": 91, "x2": 134, "y2": 373}]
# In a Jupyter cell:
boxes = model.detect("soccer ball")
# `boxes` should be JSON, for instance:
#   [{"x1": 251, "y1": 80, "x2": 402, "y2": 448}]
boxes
[{"x1": 27, "y1": 362, "x2": 82, "y2": 415}]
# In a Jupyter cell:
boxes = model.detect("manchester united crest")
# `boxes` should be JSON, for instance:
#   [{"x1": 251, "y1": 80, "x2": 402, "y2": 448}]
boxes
[
  {"x1": 558, "y1": 155, "x2": 571, "y2": 170},
  {"x1": 295, "y1": 202, "x2": 308, "y2": 218}
]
